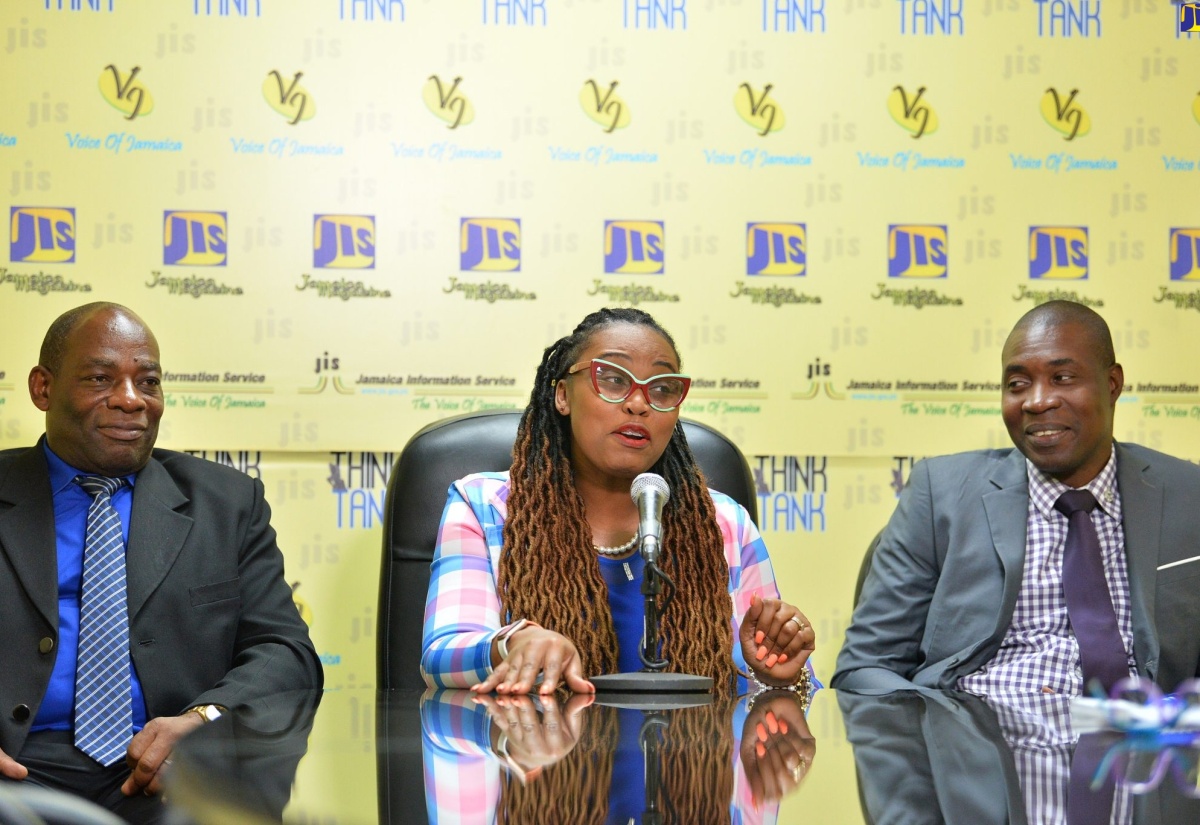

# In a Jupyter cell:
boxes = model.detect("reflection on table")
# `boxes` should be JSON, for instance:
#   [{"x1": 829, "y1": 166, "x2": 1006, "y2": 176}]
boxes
[
  {"x1": 164, "y1": 685, "x2": 1200, "y2": 824},
  {"x1": 841, "y1": 689, "x2": 1200, "y2": 825},
  {"x1": 416, "y1": 688, "x2": 814, "y2": 825},
  {"x1": 166, "y1": 689, "x2": 320, "y2": 824}
]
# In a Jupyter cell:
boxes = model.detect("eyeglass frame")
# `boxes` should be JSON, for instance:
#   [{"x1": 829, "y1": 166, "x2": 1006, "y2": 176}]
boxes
[{"x1": 564, "y1": 358, "x2": 692, "y2": 412}]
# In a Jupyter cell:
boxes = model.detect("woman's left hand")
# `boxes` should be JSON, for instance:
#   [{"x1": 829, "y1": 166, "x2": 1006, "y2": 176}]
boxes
[{"x1": 739, "y1": 594, "x2": 815, "y2": 686}]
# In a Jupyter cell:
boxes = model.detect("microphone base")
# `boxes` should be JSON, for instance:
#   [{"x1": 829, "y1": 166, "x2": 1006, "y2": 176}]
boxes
[
  {"x1": 592, "y1": 691, "x2": 712, "y2": 710},
  {"x1": 591, "y1": 671, "x2": 712, "y2": 694}
]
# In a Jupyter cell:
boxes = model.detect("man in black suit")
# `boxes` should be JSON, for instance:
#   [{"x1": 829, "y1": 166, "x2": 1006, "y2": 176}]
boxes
[{"x1": 0, "y1": 303, "x2": 321, "y2": 818}]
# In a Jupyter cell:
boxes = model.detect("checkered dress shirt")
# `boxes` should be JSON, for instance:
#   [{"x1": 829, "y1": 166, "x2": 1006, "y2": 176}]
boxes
[
  {"x1": 959, "y1": 448, "x2": 1136, "y2": 698},
  {"x1": 988, "y1": 692, "x2": 1132, "y2": 825}
]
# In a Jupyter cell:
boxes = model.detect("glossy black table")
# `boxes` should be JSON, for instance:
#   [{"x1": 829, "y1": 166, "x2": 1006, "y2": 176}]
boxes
[{"x1": 164, "y1": 686, "x2": 1200, "y2": 824}]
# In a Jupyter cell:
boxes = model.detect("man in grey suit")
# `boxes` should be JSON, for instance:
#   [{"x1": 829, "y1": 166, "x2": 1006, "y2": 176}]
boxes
[
  {"x1": 0, "y1": 303, "x2": 321, "y2": 819},
  {"x1": 834, "y1": 301, "x2": 1200, "y2": 693}
]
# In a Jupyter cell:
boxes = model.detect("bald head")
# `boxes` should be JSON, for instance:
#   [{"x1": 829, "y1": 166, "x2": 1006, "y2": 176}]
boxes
[{"x1": 39, "y1": 302, "x2": 149, "y2": 374}]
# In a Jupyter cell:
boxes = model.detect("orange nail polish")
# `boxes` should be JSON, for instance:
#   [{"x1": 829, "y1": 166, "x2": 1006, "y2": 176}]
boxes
[
  {"x1": 756, "y1": 742, "x2": 766, "y2": 758},
  {"x1": 780, "y1": 720, "x2": 789, "y2": 735},
  {"x1": 766, "y1": 713, "x2": 779, "y2": 735},
  {"x1": 756, "y1": 645, "x2": 767, "y2": 661},
  {"x1": 755, "y1": 630, "x2": 765, "y2": 645},
  {"x1": 778, "y1": 653, "x2": 788, "y2": 663},
  {"x1": 766, "y1": 654, "x2": 779, "y2": 668},
  {"x1": 756, "y1": 722, "x2": 768, "y2": 742}
]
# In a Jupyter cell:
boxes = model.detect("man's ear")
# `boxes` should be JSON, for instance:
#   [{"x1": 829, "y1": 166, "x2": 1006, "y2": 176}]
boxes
[
  {"x1": 28, "y1": 366, "x2": 52, "y2": 413},
  {"x1": 1108, "y1": 362, "x2": 1124, "y2": 405}
]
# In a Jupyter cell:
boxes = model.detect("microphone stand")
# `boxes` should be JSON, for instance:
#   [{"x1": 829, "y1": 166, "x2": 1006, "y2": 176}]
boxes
[
  {"x1": 639, "y1": 535, "x2": 668, "y2": 673},
  {"x1": 592, "y1": 533, "x2": 713, "y2": 695},
  {"x1": 640, "y1": 710, "x2": 671, "y2": 825}
]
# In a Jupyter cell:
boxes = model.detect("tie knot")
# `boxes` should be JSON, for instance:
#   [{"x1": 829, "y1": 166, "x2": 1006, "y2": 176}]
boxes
[
  {"x1": 74, "y1": 475, "x2": 126, "y2": 500},
  {"x1": 1054, "y1": 488, "x2": 1098, "y2": 517}
]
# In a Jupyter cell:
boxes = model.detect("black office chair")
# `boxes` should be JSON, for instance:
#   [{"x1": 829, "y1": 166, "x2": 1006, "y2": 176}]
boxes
[
  {"x1": 0, "y1": 785, "x2": 127, "y2": 825},
  {"x1": 376, "y1": 409, "x2": 759, "y2": 692}
]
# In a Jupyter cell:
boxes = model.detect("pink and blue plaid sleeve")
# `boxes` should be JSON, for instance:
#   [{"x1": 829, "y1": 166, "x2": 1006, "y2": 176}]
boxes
[
  {"x1": 421, "y1": 690, "x2": 501, "y2": 824},
  {"x1": 714, "y1": 493, "x2": 781, "y2": 681},
  {"x1": 421, "y1": 475, "x2": 510, "y2": 689},
  {"x1": 714, "y1": 492, "x2": 820, "y2": 688}
]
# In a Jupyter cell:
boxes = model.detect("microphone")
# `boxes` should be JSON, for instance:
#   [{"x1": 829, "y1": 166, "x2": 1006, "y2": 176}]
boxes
[{"x1": 631, "y1": 473, "x2": 670, "y2": 565}]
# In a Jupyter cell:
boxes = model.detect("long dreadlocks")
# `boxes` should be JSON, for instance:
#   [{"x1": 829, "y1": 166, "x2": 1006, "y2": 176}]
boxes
[{"x1": 499, "y1": 307, "x2": 738, "y2": 696}]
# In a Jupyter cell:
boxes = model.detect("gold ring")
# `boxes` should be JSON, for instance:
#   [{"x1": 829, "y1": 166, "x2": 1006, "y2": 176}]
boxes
[{"x1": 788, "y1": 616, "x2": 806, "y2": 632}]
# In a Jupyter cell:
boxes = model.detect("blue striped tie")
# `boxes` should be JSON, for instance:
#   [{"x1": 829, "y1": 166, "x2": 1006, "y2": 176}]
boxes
[{"x1": 74, "y1": 475, "x2": 131, "y2": 767}]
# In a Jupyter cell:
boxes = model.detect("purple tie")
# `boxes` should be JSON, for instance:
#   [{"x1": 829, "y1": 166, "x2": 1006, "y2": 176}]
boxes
[
  {"x1": 1067, "y1": 731, "x2": 1119, "y2": 825},
  {"x1": 1054, "y1": 489, "x2": 1129, "y2": 694}
]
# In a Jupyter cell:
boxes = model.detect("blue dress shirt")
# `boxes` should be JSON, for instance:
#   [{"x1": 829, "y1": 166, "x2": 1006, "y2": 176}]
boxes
[
  {"x1": 598, "y1": 552, "x2": 647, "y2": 674},
  {"x1": 31, "y1": 443, "x2": 148, "y2": 733}
]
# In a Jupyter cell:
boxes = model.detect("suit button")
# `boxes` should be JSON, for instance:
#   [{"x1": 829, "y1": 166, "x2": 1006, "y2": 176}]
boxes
[
  {"x1": 12, "y1": 705, "x2": 30, "y2": 722},
  {"x1": 38, "y1": 637, "x2": 54, "y2": 654}
]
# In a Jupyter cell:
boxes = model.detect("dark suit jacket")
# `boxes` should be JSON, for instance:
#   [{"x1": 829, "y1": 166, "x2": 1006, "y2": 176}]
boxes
[
  {"x1": 839, "y1": 690, "x2": 1027, "y2": 825},
  {"x1": 834, "y1": 442, "x2": 1200, "y2": 692},
  {"x1": 0, "y1": 443, "x2": 322, "y2": 758}
]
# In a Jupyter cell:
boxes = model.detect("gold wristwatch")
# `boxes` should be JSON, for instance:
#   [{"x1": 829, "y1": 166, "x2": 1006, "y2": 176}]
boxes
[{"x1": 187, "y1": 704, "x2": 226, "y2": 723}]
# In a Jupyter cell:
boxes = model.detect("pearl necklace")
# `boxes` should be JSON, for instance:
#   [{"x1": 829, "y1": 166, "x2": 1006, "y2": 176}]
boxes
[{"x1": 593, "y1": 534, "x2": 638, "y2": 556}]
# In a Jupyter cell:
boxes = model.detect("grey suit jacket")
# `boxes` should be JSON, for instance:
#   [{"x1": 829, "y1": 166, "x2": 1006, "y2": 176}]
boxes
[
  {"x1": 0, "y1": 443, "x2": 322, "y2": 758},
  {"x1": 833, "y1": 442, "x2": 1200, "y2": 692},
  {"x1": 839, "y1": 689, "x2": 1027, "y2": 825}
]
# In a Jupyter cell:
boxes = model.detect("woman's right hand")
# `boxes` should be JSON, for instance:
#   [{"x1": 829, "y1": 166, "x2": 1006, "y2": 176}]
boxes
[
  {"x1": 472, "y1": 626, "x2": 596, "y2": 696},
  {"x1": 476, "y1": 692, "x2": 595, "y2": 780}
]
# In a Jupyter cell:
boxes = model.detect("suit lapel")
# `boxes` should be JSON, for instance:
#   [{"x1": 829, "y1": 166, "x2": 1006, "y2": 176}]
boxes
[
  {"x1": 1115, "y1": 442, "x2": 1161, "y2": 678},
  {"x1": 0, "y1": 446, "x2": 59, "y2": 628},
  {"x1": 982, "y1": 451, "x2": 1031, "y2": 627},
  {"x1": 126, "y1": 456, "x2": 193, "y2": 619}
]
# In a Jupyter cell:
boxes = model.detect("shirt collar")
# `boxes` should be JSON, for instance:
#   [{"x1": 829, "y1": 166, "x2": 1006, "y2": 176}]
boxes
[
  {"x1": 1025, "y1": 443, "x2": 1120, "y2": 522},
  {"x1": 42, "y1": 440, "x2": 138, "y2": 496}
]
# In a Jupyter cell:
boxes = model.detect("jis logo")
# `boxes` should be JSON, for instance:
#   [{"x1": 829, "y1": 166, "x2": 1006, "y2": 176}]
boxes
[
  {"x1": 1169, "y1": 228, "x2": 1200, "y2": 281},
  {"x1": 163, "y1": 211, "x2": 227, "y2": 266},
  {"x1": 314, "y1": 214, "x2": 375, "y2": 269},
  {"x1": 1184, "y1": 3, "x2": 1200, "y2": 33},
  {"x1": 1029, "y1": 226, "x2": 1087, "y2": 280},
  {"x1": 747, "y1": 223, "x2": 806, "y2": 276},
  {"x1": 10, "y1": 207, "x2": 75, "y2": 264},
  {"x1": 460, "y1": 218, "x2": 520, "y2": 272},
  {"x1": 604, "y1": 220, "x2": 665, "y2": 274},
  {"x1": 887, "y1": 224, "x2": 947, "y2": 278}
]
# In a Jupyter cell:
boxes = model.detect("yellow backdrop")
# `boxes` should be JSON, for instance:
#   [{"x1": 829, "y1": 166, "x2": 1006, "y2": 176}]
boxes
[{"x1": 2, "y1": 1, "x2": 1198, "y2": 820}]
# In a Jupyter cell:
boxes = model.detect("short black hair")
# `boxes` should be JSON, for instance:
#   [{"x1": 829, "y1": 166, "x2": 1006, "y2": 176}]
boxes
[
  {"x1": 1010, "y1": 300, "x2": 1115, "y2": 367},
  {"x1": 39, "y1": 302, "x2": 133, "y2": 373}
]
